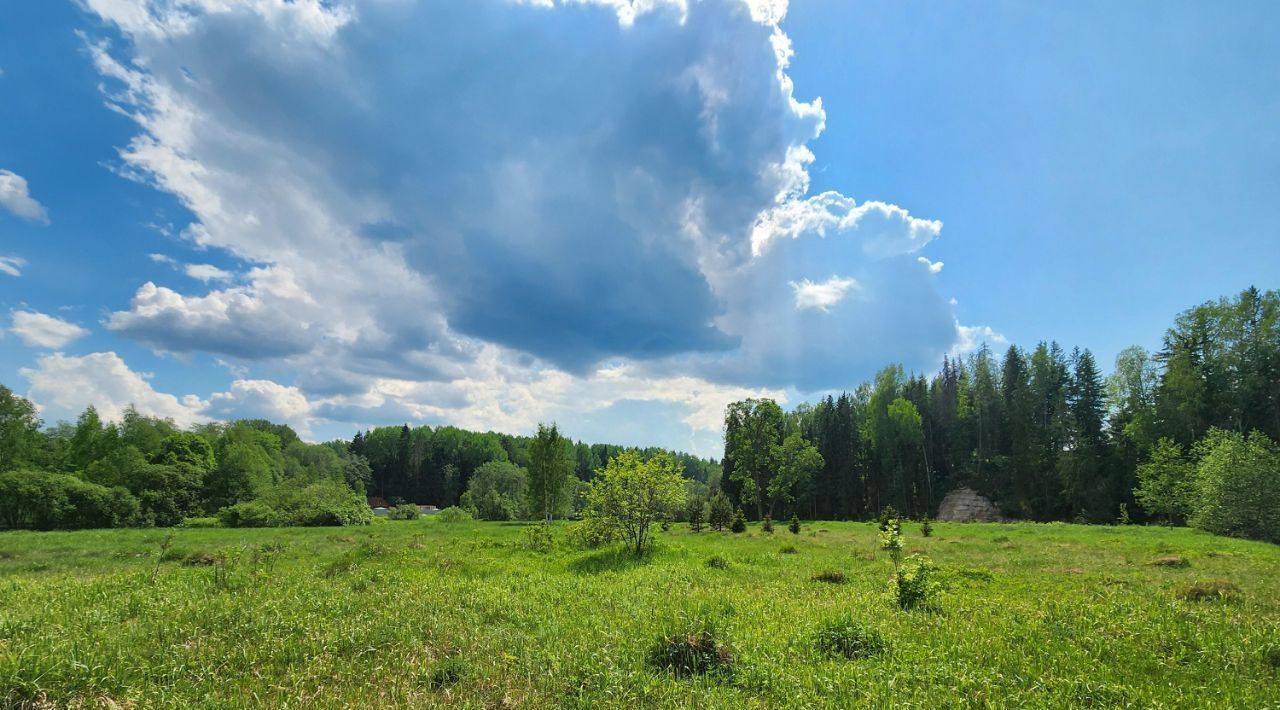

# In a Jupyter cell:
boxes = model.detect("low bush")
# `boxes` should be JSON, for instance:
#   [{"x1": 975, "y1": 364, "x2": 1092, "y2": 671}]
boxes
[
  {"x1": 813, "y1": 617, "x2": 889, "y2": 660},
  {"x1": 812, "y1": 570, "x2": 846, "y2": 584},
  {"x1": 779, "y1": 544, "x2": 797, "y2": 555},
  {"x1": 180, "y1": 516, "x2": 222, "y2": 528},
  {"x1": 521, "y1": 523, "x2": 555, "y2": 552},
  {"x1": 0, "y1": 470, "x2": 140, "y2": 530},
  {"x1": 387, "y1": 504, "x2": 420, "y2": 520},
  {"x1": 891, "y1": 554, "x2": 939, "y2": 610},
  {"x1": 434, "y1": 506, "x2": 473, "y2": 523},
  {"x1": 218, "y1": 480, "x2": 371, "y2": 528},
  {"x1": 217, "y1": 500, "x2": 278, "y2": 528},
  {"x1": 566, "y1": 517, "x2": 617, "y2": 549}
]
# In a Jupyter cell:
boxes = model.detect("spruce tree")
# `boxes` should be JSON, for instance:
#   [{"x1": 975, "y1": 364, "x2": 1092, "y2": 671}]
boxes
[
  {"x1": 730, "y1": 508, "x2": 747, "y2": 533},
  {"x1": 789, "y1": 513, "x2": 801, "y2": 535},
  {"x1": 708, "y1": 492, "x2": 733, "y2": 531}
]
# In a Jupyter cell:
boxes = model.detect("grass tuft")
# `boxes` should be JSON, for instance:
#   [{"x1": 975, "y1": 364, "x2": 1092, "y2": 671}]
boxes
[
  {"x1": 811, "y1": 569, "x2": 846, "y2": 584},
  {"x1": 1177, "y1": 580, "x2": 1241, "y2": 602}
]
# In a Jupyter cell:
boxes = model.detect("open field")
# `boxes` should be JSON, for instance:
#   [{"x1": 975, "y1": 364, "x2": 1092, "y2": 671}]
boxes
[{"x1": 1, "y1": 520, "x2": 1278, "y2": 708}]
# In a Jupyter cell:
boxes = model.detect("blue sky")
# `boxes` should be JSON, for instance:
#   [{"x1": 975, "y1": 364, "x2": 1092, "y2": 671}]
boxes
[{"x1": 1, "y1": 0, "x2": 1276, "y2": 458}]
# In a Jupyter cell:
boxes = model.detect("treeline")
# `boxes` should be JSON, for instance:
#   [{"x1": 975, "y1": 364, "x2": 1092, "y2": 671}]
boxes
[
  {"x1": 720, "y1": 286, "x2": 1279, "y2": 540},
  {"x1": 0, "y1": 402, "x2": 375, "y2": 529},
  {"x1": 351, "y1": 424, "x2": 720, "y2": 509},
  {"x1": 0, "y1": 386, "x2": 720, "y2": 530}
]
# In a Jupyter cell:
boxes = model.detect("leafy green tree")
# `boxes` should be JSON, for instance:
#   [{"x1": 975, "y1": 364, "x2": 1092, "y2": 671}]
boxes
[
  {"x1": 67, "y1": 406, "x2": 108, "y2": 472},
  {"x1": 708, "y1": 491, "x2": 733, "y2": 531},
  {"x1": 1189, "y1": 428, "x2": 1280, "y2": 543},
  {"x1": 724, "y1": 398, "x2": 784, "y2": 520},
  {"x1": 585, "y1": 450, "x2": 686, "y2": 556},
  {"x1": 1134, "y1": 438, "x2": 1194, "y2": 525},
  {"x1": 0, "y1": 385, "x2": 42, "y2": 472},
  {"x1": 460, "y1": 460, "x2": 528, "y2": 520},
  {"x1": 527, "y1": 422, "x2": 573, "y2": 522},
  {"x1": 156, "y1": 432, "x2": 216, "y2": 471},
  {"x1": 769, "y1": 432, "x2": 823, "y2": 517}
]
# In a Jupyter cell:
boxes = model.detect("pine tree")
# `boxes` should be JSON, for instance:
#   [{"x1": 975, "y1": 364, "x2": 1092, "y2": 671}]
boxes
[
  {"x1": 708, "y1": 492, "x2": 733, "y2": 531},
  {"x1": 761, "y1": 514, "x2": 774, "y2": 534},
  {"x1": 687, "y1": 495, "x2": 707, "y2": 532},
  {"x1": 730, "y1": 508, "x2": 747, "y2": 533},
  {"x1": 788, "y1": 513, "x2": 801, "y2": 534}
]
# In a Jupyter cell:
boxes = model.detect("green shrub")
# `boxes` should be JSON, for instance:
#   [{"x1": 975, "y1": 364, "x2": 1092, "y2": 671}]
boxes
[
  {"x1": 761, "y1": 515, "x2": 773, "y2": 534},
  {"x1": 521, "y1": 523, "x2": 555, "y2": 552},
  {"x1": 217, "y1": 500, "x2": 279, "y2": 528},
  {"x1": 435, "y1": 506, "x2": 473, "y2": 523},
  {"x1": 813, "y1": 617, "x2": 889, "y2": 660},
  {"x1": 565, "y1": 517, "x2": 617, "y2": 549},
  {"x1": 218, "y1": 480, "x2": 371, "y2": 527},
  {"x1": 891, "y1": 554, "x2": 939, "y2": 610},
  {"x1": 387, "y1": 504, "x2": 420, "y2": 520},
  {"x1": 789, "y1": 514, "x2": 801, "y2": 535},
  {"x1": 730, "y1": 508, "x2": 747, "y2": 533},
  {"x1": 921, "y1": 516, "x2": 933, "y2": 537},
  {"x1": 0, "y1": 470, "x2": 140, "y2": 530},
  {"x1": 180, "y1": 516, "x2": 222, "y2": 528},
  {"x1": 779, "y1": 544, "x2": 797, "y2": 554},
  {"x1": 705, "y1": 555, "x2": 730, "y2": 570}
]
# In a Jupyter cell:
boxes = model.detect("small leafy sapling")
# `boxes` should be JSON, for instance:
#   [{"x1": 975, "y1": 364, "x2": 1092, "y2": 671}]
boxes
[{"x1": 879, "y1": 517, "x2": 904, "y2": 570}]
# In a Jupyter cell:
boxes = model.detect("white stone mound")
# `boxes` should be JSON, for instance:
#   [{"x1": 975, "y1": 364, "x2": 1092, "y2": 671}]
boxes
[{"x1": 936, "y1": 486, "x2": 1004, "y2": 522}]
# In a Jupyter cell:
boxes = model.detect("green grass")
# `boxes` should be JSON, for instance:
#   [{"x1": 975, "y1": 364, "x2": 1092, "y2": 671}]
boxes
[{"x1": 1, "y1": 520, "x2": 1278, "y2": 708}]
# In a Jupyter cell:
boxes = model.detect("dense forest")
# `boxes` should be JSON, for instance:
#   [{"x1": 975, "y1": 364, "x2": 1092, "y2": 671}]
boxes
[
  {"x1": 0, "y1": 286, "x2": 1275, "y2": 541},
  {"x1": 722, "y1": 286, "x2": 1279, "y2": 535}
]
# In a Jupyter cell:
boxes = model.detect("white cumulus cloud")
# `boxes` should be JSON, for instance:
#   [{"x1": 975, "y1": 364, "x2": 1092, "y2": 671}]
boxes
[
  {"x1": 0, "y1": 169, "x2": 49, "y2": 224},
  {"x1": 20, "y1": 351, "x2": 207, "y2": 426},
  {"x1": 10, "y1": 310, "x2": 90, "y2": 349}
]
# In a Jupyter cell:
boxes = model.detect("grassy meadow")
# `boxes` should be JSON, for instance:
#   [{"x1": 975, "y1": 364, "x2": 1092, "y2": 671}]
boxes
[{"x1": 1, "y1": 520, "x2": 1278, "y2": 708}]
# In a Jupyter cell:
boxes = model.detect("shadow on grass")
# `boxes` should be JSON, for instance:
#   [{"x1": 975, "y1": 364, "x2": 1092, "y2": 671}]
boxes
[{"x1": 568, "y1": 546, "x2": 650, "y2": 575}]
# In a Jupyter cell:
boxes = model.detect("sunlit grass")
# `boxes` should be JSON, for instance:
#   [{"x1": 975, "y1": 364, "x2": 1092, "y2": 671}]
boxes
[{"x1": 1, "y1": 520, "x2": 1277, "y2": 707}]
